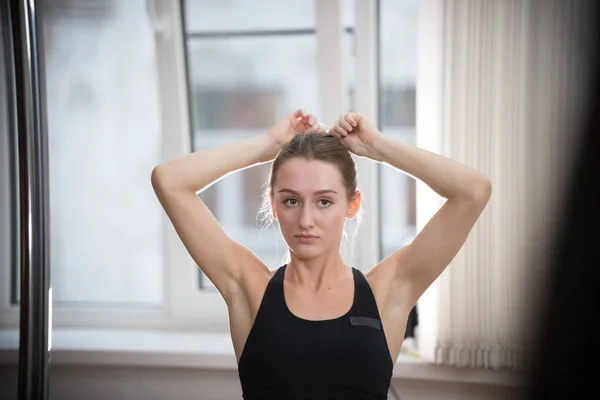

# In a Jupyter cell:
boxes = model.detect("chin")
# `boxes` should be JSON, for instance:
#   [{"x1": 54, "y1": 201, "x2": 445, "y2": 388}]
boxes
[{"x1": 288, "y1": 245, "x2": 323, "y2": 260}]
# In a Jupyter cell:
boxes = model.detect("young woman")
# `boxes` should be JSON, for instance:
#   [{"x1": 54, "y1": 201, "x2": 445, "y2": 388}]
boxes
[{"x1": 151, "y1": 109, "x2": 492, "y2": 399}]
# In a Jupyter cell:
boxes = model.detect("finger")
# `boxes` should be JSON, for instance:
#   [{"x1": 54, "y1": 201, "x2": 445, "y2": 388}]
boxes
[
  {"x1": 311, "y1": 122, "x2": 322, "y2": 134},
  {"x1": 328, "y1": 125, "x2": 340, "y2": 137},
  {"x1": 338, "y1": 115, "x2": 353, "y2": 131},
  {"x1": 308, "y1": 115, "x2": 317, "y2": 127},
  {"x1": 335, "y1": 126, "x2": 348, "y2": 137},
  {"x1": 293, "y1": 109, "x2": 308, "y2": 119},
  {"x1": 344, "y1": 113, "x2": 357, "y2": 128}
]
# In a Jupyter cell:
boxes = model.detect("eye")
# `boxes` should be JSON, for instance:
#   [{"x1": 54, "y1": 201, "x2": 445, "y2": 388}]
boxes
[
  {"x1": 319, "y1": 199, "x2": 332, "y2": 207},
  {"x1": 284, "y1": 198, "x2": 299, "y2": 207}
]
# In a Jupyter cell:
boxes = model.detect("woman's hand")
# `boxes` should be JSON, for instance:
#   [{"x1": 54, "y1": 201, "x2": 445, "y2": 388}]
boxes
[
  {"x1": 267, "y1": 109, "x2": 326, "y2": 149},
  {"x1": 330, "y1": 113, "x2": 382, "y2": 158}
]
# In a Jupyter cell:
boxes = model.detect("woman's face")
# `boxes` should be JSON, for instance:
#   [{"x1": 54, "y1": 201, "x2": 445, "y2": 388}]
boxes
[{"x1": 271, "y1": 158, "x2": 357, "y2": 260}]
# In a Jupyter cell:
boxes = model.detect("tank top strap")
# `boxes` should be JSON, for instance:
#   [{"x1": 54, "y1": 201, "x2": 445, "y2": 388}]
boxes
[
  {"x1": 256, "y1": 264, "x2": 288, "y2": 316},
  {"x1": 270, "y1": 263, "x2": 287, "y2": 291},
  {"x1": 349, "y1": 268, "x2": 383, "y2": 320}
]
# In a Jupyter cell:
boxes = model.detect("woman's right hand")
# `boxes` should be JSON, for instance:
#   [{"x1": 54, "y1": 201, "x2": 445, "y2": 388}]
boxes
[{"x1": 267, "y1": 109, "x2": 325, "y2": 149}]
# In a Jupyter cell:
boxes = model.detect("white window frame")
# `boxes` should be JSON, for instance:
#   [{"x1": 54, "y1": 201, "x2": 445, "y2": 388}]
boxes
[
  {"x1": 0, "y1": 0, "x2": 383, "y2": 333},
  {"x1": 352, "y1": 0, "x2": 380, "y2": 272}
]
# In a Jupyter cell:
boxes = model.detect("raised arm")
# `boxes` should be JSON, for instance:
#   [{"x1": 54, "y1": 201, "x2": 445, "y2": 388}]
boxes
[
  {"x1": 151, "y1": 109, "x2": 322, "y2": 301},
  {"x1": 331, "y1": 113, "x2": 492, "y2": 310}
]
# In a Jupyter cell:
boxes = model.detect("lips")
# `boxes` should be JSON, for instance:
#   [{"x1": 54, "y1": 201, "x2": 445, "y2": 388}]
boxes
[{"x1": 295, "y1": 234, "x2": 318, "y2": 243}]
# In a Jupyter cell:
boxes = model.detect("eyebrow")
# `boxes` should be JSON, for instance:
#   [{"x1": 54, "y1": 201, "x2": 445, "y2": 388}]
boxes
[{"x1": 278, "y1": 189, "x2": 338, "y2": 196}]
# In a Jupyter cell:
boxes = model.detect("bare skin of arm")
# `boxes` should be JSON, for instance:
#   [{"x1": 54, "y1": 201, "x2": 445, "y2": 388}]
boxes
[{"x1": 371, "y1": 132, "x2": 492, "y2": 309}]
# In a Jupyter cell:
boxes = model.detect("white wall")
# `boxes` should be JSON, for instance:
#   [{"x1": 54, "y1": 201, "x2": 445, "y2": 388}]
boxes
[{"x1": 0, "y1": 365, "x2": 523, "y2": 400}]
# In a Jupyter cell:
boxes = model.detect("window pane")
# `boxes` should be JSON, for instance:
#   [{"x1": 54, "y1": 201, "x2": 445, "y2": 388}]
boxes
[
  {"x1": 378, "y1": 0, "x2": 420, "y2": 342},
  {"x1": 341, "y1": 0, "x2": 356, "y2": 29},
  {"x1": 379, "y1": 0, "x2": 418, "y2": 259},
  {"x1": 184, "y1": 35, "x2": 320, "y2": 289},
  {"x1": 41, "y1": 1, "x2": 163, "y2": 305},
  {"x1": 184, "y1": 0, "x2": 316, "y2": 33}
]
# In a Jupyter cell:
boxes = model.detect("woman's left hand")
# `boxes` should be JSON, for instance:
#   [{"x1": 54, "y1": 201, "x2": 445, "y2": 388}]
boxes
[{"x1": 330, "y1": 113, "x2": 381, "y2": 158}]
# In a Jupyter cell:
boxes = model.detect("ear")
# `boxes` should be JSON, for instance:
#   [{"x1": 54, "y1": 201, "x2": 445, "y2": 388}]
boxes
[
  {"x1": 346, "y1": 191, "x2": 362, "y2": 219},
  {"x1": 270, "y1": 196, "x2": 278, "y2": 220}
]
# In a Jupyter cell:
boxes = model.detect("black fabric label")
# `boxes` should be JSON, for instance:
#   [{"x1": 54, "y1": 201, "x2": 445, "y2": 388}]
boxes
[{"x1": 349, "y1": 316, "x2": 381, "y2": 330}]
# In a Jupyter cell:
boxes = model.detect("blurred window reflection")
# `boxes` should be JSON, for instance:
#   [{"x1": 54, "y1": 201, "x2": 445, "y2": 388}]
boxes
[{"x1": 41, "y1": 0, "x2": 164, "y2": 305}]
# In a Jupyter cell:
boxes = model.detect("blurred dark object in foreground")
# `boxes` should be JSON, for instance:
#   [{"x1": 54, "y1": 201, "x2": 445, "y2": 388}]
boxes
[{"x1": 524, "y1": 1, "x2": 600, "y2": 398}]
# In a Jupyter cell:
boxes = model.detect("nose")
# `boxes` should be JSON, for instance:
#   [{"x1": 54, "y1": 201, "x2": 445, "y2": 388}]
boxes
[{"x1": 299, "y1": 204, "x2": 315, "y2": 229}]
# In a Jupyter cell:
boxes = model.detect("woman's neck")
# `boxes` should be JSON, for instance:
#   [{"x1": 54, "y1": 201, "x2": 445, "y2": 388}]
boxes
[{"x1": 286, "y1": 254, "x2": 351, "y2": 291}]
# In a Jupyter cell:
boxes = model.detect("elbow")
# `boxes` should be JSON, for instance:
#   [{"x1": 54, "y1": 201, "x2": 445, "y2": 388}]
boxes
[
  {"x1": 472, "y1": 175, "x2": 492, "y2": 204},
  {"x1": 151, "y1": 164, "x2": 193, "y2": 193},
  {"x1": 151, "y1": 165, "x2": 170, "y2": 191}
]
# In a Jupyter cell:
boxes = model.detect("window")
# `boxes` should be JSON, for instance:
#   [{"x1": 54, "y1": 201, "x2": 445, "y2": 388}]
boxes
[
  {"x1": 181, "y1": 0, "x2": 356, "y2": 289},
  {"x1": 182, "y1": 36, "x2": 319, "y2": 286},
  {"x1": 378, "y1": 0, "x2": 418, "y2": 258},
  {"x1": 2, "y1": 0, "x2": 419, "y2": 336},
  {"x1": 3, "y1": 0, "x2": 165, "y2": 326},
  {"x1": 378, "y1": 0, "x2": 419, "y2": 338},
  {"x1": 40, "y1": 1, "x2": 164, "y2": 307}
]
